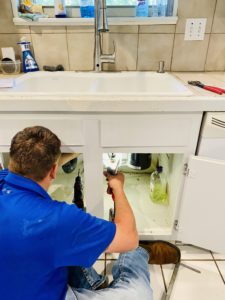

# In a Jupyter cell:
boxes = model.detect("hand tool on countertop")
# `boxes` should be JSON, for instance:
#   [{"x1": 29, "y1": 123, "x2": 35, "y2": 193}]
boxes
[{"x1": 188, "y1": 81, "x2": 225, "y2": 95}]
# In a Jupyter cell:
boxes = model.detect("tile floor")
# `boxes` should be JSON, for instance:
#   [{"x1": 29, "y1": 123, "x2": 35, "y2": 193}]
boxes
[{"x1": 93, "y1": 244, "x2": 225, "y2": 300}]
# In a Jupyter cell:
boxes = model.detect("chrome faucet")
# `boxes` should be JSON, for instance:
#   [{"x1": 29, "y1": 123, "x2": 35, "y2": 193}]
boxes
[{"x1": 94, "y1": 0, "x2": 116, "y2": 72}]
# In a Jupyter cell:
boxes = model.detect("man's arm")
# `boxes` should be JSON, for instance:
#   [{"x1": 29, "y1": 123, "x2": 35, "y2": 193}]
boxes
[{"x1": 104, "y1": 172, "x2": 138, "y2": 253}]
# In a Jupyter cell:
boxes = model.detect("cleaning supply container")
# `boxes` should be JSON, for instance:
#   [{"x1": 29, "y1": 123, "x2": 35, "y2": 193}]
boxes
[
  {"x1": 0, "y1": 60, "x2": 21, "y2": 75},
  {"x1": 158, "y1": 0, "x2": 167, "y2": 16},
  {"x1": 136, "y1": 0, "x2": 149, "y2": 17},
  {"x1": 80, "y1": 0, "x2": 95, "y2": 18},
  {"x1": 17, "y1": 41, "x2": 39, "y2": 73},
  {"x1": 150, "y1": 166, "x2": 168, "y2": 204},
  {"x1": 54, "y1": 0, "x2": 67, "y2": 18},
  {"x1": 150, "y1": 0, "x2": 158, "y2": 16}
]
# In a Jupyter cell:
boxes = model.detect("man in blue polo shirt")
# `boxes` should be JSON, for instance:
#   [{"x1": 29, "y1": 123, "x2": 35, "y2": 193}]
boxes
[{"x1": 0, "y1": 126, "x2": 180, "y2": 300}]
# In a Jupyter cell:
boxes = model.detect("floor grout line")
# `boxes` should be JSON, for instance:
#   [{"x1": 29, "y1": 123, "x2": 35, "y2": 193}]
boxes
[
  {"x1": 180, "y1": 259, "x2": 215, "y2": 261},
  {"x1": 213, "y1": 259, "x2": 225, "y2": 261},
  {"x1": 211, "y1": 252, "x2": 225, "y2": 261}
]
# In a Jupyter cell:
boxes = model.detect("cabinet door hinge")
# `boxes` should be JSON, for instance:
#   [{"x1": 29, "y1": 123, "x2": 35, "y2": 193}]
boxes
[
  {"x1": 183, "y1": 163, "x2": 190, "y2": 176},
  {"x1": 174, "y1": 219, "x2": 179, "y2": 231}
]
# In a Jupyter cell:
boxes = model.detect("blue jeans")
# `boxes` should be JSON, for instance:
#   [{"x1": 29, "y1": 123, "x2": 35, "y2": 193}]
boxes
[{"x1": 66, "y1": 247, "x2": 153, "y2": 300}]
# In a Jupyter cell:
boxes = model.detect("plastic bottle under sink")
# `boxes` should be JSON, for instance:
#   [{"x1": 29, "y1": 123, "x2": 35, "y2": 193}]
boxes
[{"x1": 149, "y1": 166, "x2": 168, "y2": 204}]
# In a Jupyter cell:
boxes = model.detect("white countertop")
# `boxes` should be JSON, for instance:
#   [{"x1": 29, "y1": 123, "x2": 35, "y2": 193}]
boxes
[{"x1": 0, "y1": 72, "x2": 225, "y2": 113}]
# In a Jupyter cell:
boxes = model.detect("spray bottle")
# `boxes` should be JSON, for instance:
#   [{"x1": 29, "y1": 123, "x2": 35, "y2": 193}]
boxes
[
  {"x1": 136, "y1": 0, "x2": 149, "y2": 17},
  {"x1": 17, "y1": 38, "x2": 39, "y2": 73},
  {"x1": 150, "y1": 165, "x2": 168, "y2": 204}
]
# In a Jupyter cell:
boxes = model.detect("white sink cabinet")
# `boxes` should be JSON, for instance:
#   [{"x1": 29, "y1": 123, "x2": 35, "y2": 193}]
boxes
[{"x1": 1, "y1": 111, "x2": 225, "y2": 254}]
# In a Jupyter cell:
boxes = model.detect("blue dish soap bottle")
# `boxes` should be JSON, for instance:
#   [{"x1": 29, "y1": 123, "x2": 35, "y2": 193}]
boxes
[
  {"x1": 136, "y1": 0, "x2": 149, "y2": 17},
  {"x1": 54, "y1": 0, "x2": 67, "y2": 18},
  {"x1": 80, "y1": 0, "x2": 95, "y2": 18},
  {"x1": 18, "y1": 39, "x2": 39, "y2": 73}
]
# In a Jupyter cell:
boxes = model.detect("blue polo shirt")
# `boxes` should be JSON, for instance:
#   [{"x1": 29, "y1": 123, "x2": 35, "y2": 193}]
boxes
[{"x1": 0, "y1": 170, "x2": 116, "y2": 300}]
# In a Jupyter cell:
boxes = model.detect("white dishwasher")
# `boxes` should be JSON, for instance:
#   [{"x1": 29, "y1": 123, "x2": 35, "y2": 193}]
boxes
[{"x1": 197, "y1": 112, "x2": 225, "y2": 160}]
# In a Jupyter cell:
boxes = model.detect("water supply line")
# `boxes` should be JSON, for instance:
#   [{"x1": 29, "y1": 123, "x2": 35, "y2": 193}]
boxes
[{"x1": 94, "y1": 0, "x2": 116, "y2": 71}]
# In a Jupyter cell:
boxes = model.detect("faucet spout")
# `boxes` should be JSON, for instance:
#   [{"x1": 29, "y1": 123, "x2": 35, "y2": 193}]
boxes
[
  {"x1": 94, "y1": 0, "x2": 116, "y2": 72},
  {"x1": 98, "y1": 0, "x2": 109, "y2": 32}
]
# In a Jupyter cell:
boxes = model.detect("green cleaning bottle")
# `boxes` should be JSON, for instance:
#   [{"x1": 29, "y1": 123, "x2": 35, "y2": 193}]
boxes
[{"x1": 150, "y1": 166, "x2": 168, "y2": 204}]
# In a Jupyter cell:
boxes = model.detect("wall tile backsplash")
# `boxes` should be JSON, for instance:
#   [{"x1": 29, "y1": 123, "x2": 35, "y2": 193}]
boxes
[
  {"x1": 205, "y1": 34, "x2": 225, "y2": 71},
  {"x1": 175, "y1": 0, "x2": 217, "y2": 34},
  {"x1": 171, "y1": 34, "x2": 210, "y2": 72},
  {"x1": 138, "y1": 34, "x2": 174, "y2": 71},
  {"x1": 103, "y1": 33, "x2": 138, "y2": 71},
  {"x1": 212, "y1": 0, "x2": 225, "y2": 34},
  {"x1": 0, "y1": 0, "x2": 224, "y2": 72},
  {"x1": 31, "y1": 33, "x2": 70, "y2": 71},
  {"x1": 67, "y1": 33, "x2": 94, "y2": 71}
]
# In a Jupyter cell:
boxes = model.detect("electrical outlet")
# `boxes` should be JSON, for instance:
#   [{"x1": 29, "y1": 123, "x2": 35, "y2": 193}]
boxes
[{"x1": 184, "y1": 18, "x2": 207, "y2": 41}]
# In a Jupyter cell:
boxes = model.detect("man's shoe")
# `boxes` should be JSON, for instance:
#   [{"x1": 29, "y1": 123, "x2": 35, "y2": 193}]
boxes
[{"x1": 140, "y1": 240, "x2": 181, "y2": 265}]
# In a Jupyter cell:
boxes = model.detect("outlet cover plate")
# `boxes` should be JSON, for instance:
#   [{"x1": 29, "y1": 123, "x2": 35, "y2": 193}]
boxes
[{"x1": 184, "y1": 18, "x2": 207, "y2": 41}]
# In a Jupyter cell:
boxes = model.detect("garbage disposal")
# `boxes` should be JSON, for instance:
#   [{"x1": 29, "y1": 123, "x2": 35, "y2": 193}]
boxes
[{"x1": 129, "y1": 153, "x2": 151, "y2": 170}]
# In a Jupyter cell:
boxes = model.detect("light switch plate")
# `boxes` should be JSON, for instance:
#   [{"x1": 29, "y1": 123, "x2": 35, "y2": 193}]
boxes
[{"x1": 184, "y1": 18, "x2": 207, "y2": 41}]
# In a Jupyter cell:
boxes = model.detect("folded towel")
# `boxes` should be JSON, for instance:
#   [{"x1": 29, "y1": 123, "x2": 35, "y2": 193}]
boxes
[{"x1": 18, "y1": 12, "x2": 48, "y2": 21}]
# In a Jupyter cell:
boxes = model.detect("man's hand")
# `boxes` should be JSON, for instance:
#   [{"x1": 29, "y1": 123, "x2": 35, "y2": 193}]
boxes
[{"x1": 104, "y1": 171, "x2": 124, "y2": 195}]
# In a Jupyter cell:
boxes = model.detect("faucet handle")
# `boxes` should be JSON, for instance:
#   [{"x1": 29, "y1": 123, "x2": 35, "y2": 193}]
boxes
[{"x1": 105, "y1": 40, "x2": 116, "y2": 57}]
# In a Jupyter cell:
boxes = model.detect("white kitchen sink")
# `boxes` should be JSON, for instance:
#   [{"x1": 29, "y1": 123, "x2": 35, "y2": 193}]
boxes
[{"x1": 1, "y1": 71, "x2": 192, "y2": 96}]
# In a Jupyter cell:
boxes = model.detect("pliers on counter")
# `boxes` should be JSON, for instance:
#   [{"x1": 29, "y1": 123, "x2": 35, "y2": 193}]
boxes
[{"x1": 188, "y1": 81, "x2": 225, "y2": 95}]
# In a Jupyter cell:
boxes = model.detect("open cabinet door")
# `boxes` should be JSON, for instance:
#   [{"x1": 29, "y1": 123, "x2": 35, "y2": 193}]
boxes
[{"x1": 178, "y1": 155, "x2": 225, "y2": 254}]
